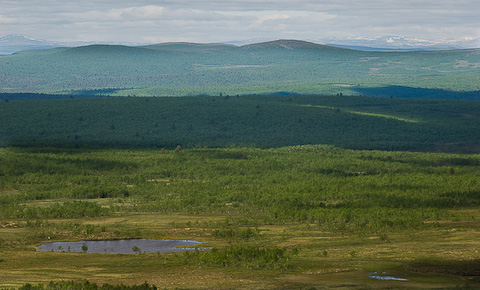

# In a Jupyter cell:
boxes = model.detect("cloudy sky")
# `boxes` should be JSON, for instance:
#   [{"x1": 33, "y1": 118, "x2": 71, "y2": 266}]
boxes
[{"x1": 0, "y1": 0, "x2": 479, "y2": 45}]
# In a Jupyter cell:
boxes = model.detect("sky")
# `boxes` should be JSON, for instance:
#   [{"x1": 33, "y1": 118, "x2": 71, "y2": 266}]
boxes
[{"x1": 0, "y1": 0, "x2": 479, "y2": 45}]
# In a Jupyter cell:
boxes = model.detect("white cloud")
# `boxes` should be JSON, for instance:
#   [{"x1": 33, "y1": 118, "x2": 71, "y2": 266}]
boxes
[
  {"x1": 0, "y1": 15, "x2": 16, "y2": 24},
  {"x1": 56, "y1": 5, "x2": 167, "y2": 22},
  {"x1": 0, "y1": 0, "x2": 478, "y2": 44}
]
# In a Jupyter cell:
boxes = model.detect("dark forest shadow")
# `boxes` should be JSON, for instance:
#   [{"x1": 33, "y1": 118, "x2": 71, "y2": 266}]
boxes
[{"x1": 354, "y1": 86, "x2": 480, "y2": 100}]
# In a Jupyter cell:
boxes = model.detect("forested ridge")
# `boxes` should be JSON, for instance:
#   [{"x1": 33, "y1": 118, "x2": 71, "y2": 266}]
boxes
[
  {"x1": 1, "y1": 94, "x2": 479, "y2": 152},
  {"x1": 0, "y1": 40, "x2": 479, "y2": 98}
]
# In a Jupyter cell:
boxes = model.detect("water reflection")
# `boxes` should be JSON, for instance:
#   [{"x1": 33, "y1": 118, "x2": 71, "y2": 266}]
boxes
[
  {"x1": 369, "y1": 272, "x2": 408, "y2": 281},
  {"x1": 37, "y1": 239, "x2": 204, "y2": 254}
]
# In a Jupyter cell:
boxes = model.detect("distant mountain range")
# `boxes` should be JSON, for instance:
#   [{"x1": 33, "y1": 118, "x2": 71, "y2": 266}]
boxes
[
  {"x1": 1, "y1": 34, "x2": 479, "y2": 55},
  {"x1": 0, "y1": 34, "x2": 146, "y2": 55},
  {"x1": 0, "y1": 35, "x2": 57, "y2": 55},
  {"x1": 320, "y1": 36, "x2": 480, "y2": 51},
  {"x1": 1, "y1": 39, "x2": 478, "y2": 99}
]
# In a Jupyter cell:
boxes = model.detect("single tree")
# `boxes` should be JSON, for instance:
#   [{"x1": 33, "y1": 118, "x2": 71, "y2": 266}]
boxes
[{"x1": 132, "y1": 246, "x2": 141, "y2": 254}]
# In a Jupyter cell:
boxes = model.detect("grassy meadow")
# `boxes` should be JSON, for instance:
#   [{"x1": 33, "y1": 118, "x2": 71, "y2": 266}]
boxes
[{"x1": 1, "y1": 146, "x2": 480, "y2": 289}]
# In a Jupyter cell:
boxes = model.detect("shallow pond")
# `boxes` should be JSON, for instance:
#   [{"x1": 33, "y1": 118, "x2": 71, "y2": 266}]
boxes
[
  {"x1": 37, "y1": 239, "x2": 204, "y2": 254},
  {"x1": 369, "y1": 272, "x2": 408, "y2": 281}
]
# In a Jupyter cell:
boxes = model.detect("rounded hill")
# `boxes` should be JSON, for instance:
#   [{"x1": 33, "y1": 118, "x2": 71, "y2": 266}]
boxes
[
  {"x1": 59, "y1": 44, "x2": 160, "y2": 56},
  {"x1": 241, "y1": 39, "x2": 352, "y2": 51},
  {"x1": 141, "y1": 42, "x2": 238, "y2": 53}
]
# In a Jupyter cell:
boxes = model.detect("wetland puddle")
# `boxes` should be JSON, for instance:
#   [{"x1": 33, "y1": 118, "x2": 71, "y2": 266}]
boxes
[
  {"x1": 369, "y1": 272, "x2": 408, "y2": 281},
  {"x1": 37, "y1": 239, "x2": 204, "y2": 254}
]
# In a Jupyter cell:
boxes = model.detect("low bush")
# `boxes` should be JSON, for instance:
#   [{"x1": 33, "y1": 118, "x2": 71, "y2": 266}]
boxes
[
  {"x1": 18, "y1": 280, "x2": 157, "y2": 290},
  {"x1": 181, "y1": 245, "x2": 293, "y2": 269}
]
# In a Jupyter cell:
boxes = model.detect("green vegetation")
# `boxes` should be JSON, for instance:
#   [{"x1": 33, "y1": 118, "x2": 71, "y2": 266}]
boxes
[
  {"x1": 181, "y1": 246, "x2": 293, "y2": 269},
  {"x1": 16, "y1": 280, "x2": 157, "y2": 290},
  {"x1": 0, "y1": 40, "x2": 479, "y2": 98},
  {"x1": 1, "y1": 40, "x2": 479, "y2": 288},
  {"x1": 1, "y1": 146, "x2": 479, "y2": 232},
  {"x1": 1, "y1": 95, "x2": 479, "y2": 152},
  {"x1": 0, "y1": 146, "x2": 479, "y2": 288}
]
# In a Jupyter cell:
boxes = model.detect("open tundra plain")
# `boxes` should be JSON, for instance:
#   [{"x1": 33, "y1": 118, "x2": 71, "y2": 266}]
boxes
[{"x1": 0, "y1": 146, "x2": 480, "y2": 289}]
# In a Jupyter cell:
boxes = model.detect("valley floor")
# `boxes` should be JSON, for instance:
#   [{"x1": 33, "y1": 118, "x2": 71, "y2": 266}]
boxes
[{"x1": 1, "y1": 146, "x2": 479, "y2": 289}]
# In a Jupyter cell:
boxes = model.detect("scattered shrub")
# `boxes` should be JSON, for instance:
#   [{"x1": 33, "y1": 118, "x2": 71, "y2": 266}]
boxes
[
  {"x1": 18, "y1": 280, "x2": 157, "y2": 290},
  {"x1": 211, "y1": 227, "x2": 259, "y2": 239},
  {"x1": 182, "y1": 245, "x2": 293, "y2": 269}
]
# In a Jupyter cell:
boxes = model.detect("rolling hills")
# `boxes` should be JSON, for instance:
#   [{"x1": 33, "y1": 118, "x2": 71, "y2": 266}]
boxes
[
  {"x1": 0, "y1": 39, "x2": 479, "y2": 98},
  {"x1": 1, "y1": 39, "x2": 480, "y2": 290}
]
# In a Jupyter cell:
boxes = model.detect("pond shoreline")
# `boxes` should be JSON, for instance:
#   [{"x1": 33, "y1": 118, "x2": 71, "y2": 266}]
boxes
[{"x1": 37, "y1": 239, "x2": 206, "y2": 254}]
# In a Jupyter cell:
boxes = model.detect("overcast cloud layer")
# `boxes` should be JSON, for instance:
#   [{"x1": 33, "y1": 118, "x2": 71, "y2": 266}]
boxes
[{"x1": 1, "y1": 0, "x2": 479, "y2": 45}]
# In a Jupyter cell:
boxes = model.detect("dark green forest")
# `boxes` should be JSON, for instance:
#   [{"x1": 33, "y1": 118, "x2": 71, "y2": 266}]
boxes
[{"x1": 1, "y1": 94, "x2": 479, "y2": 152}]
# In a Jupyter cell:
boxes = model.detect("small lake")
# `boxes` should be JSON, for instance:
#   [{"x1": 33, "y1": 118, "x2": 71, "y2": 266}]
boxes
[
  {"x1": 37, "y1": 239, "x2": 204, "y2": 254},
  {"x1": 369, "y1": 272, "x2": 408, "y2": 281}
]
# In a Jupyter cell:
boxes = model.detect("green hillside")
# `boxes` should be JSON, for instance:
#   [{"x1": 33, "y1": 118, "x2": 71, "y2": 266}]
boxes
[
  {"x1": 0, "y1": 40, "x2": 478, "y2": 98},
  {"x1": 1, "y1": 94, "x2": 479, "y2": 152}
]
